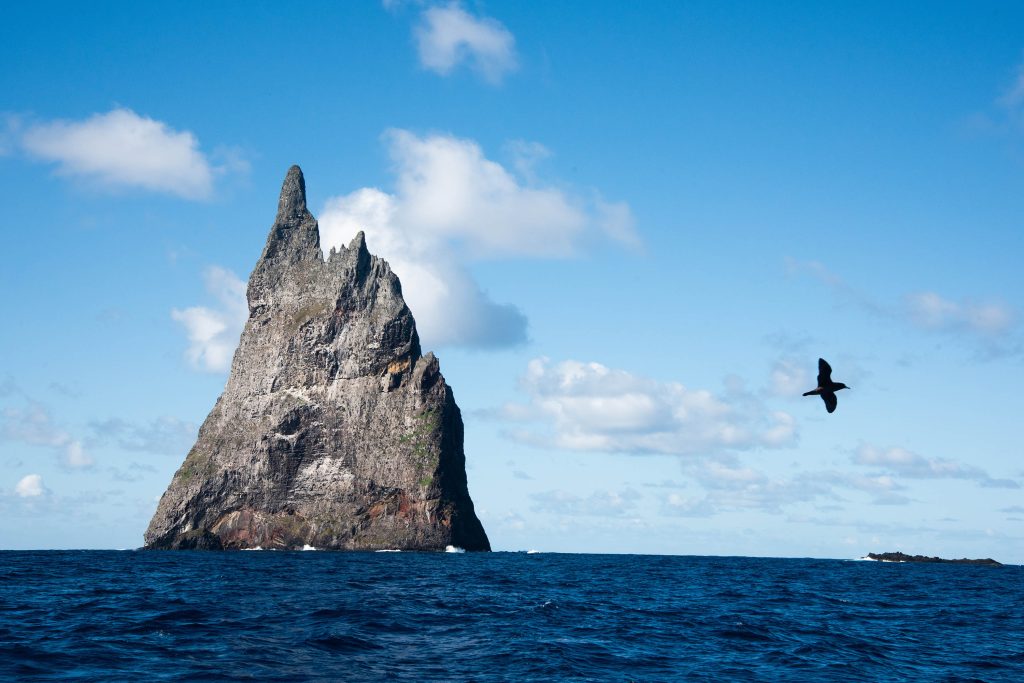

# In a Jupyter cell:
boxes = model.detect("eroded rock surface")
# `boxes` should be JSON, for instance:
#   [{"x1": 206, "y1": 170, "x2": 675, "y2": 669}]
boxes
[{"x1": 145, "y1": 166, "x2": 490, "y2": 551}]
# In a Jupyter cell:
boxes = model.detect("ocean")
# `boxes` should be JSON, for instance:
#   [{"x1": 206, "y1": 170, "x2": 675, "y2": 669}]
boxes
[{"x1": 1, "y1": 551, "x2": 1021, "y2": 681}]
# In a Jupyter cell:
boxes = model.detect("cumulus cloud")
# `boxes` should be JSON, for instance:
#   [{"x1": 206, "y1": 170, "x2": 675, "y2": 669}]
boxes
[
  {"x1": 415, "y1": 3, "x2": 517, "y2": 84},
  {"x1": 318, "y1": 130, "x2": 636, "y2": 349},
  {"x1": 20, "y1": 108, "x2": 231, "y2": 199},
  {"x1": 15, "y1": 474, "x2": 46, "y2": 498},
  {"x1": 853, "y1": 444, "x2": 1019, "y2": 489},
  {"x1": 501, "y1": 358, "x2": 797, "y2": 456},
  {"x1": 171, "y1": 266, "x2": 248, "y2": 372}
]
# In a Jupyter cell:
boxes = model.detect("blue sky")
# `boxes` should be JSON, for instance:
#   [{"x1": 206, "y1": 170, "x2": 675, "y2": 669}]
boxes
[{"x1": 1, "y1": 1, "x2": 1022, "y2": 561}]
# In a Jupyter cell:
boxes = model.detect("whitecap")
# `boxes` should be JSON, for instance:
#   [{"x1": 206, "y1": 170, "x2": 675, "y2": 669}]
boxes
[
  {"x1": 376, "y1": 549, "x2": 401, "y2": 552},
  {"x1": 243, "y1": 546, "x2": 264, "y2": 551},
  {"x1": 526, "y1": 549, "x2": 541, "y2": 554},
  {"x1": 445, "y1": 545, "x2": 465, "y2": 553},
  {"x1": 301, "y1": 544, "x2": 318, "y2": 551}
]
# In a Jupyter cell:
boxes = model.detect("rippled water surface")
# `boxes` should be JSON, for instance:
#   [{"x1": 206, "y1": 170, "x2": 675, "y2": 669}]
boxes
[{"x1": 1, "y1": 551, "x2": 1022, "y2": 681}]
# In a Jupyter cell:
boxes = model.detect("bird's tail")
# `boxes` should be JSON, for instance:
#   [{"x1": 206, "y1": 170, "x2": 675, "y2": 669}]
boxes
[{"x1": 802, "y1": 389, "x2": 820, "y2": 396}]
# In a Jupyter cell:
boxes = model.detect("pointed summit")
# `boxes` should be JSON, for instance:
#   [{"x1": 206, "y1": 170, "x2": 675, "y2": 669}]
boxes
[
  {"x1": 276, "y1": 165, "x2": 308, "y2": 224},
  {"x1": 349, "y1": 230, "x2": 367, "y2": 253},
  {"x1": 256, "y1": 165, "x2": 319, "y2": 266}
]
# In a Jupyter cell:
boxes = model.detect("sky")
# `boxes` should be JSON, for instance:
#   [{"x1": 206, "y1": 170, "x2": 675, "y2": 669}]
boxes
[{"x1": 1, "y1": 1, "x2": 1022, "y2": 561}]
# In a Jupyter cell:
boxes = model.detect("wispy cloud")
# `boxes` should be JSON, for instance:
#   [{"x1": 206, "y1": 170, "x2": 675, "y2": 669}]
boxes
[
  {"x1": 767, "y1": 357, "x2": 811, "y2": 398},
  {"x1": 0, "y1": 113, "x2": 21, "y2": 156},
  {"x1": 415, "y1": 3, "x2": 517, "y2": 84},
  {"x1": 659, "y1": 456, "x2": 917, "y2": 518},
  {"x1": 88, "y1": 417, "x2": 197, "y2": 456},
  {"x1": 20, "y1": 108, "x2": 242, "y2": 199},
  {"x1": 0, "y1": 400, "x2": 94, "y2": 469},
  {"x1": 904, "y1": 292, "x2": 1015, "y2": 337},
  {"x1": 786, "y1": 257, "x2": 1019, "y2": 357},
  {"x1": 500, "y1": 358, "x2": 797, "y2": 456},
  {"x1": 171, "y1": 266, "x2": 248, "y2": 372},
  {"x1": 530, "y1": 488, "x2": 642, "y2": 517},
  {"x1": 853, "y1": 444, "x2": 1019, "y2": 489},
  {"x1": 318, "y1": 129, "x2": 637, "y2": 350}
]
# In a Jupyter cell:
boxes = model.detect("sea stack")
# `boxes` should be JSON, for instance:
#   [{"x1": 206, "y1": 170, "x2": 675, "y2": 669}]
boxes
[{"x1": 145, "y1": 166, "x2": 490, "y2": 551}]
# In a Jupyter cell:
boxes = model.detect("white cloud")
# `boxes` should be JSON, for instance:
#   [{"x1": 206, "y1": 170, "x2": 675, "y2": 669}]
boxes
[
  {"x1": 415, "y1": 3, "x2": 517, "y2": 84},
  {"x1": 663, "y1": 493, "x2": 715, "y2": 517},
  {"x1": 905, "y1": 292, "x2": 1015, "y2": 337},
  {"x1": 171, "y1": 266, "x2": 248, "y2": 372},
  {"x1": 853, "y1": 444, "x2": 1019, "y2": 489},
  {"x1": 501, "y1": 358, "x2": 798, "y2": 456},
  {"x1": 383, "y1": 129, "x2": 589, "y2": 257},
  {"x1": 15, "y1": 474, "x2": 46, "y2": 498},
  {"x1": 768, "y1": 358, "x2": 810, "y2": 398},
  {"x1": 320, "y1": 187, "x2": 527, "y2": 349},
  {"x1": 63, "y1": 440, "x2": 94, "y2": 469},
  {"x1": 20, "y1": 108, "x2": 220, "y2": 199},
  {"x1": 318, "y1": 130, "x2": 636, "y2": 349}
]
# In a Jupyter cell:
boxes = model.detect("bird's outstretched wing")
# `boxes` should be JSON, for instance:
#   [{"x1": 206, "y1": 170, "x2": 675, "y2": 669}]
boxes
[
  {"x1": 817, "y1": 358, "x2": 833, "y2": 387},
  {"x1": 822, "y1": 391, "x2": 837, "y2": 414}
]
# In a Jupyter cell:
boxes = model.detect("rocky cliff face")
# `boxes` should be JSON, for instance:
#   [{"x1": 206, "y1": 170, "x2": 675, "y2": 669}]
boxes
[{"x1": 145, "y1": 166, "x2": 490, "y2": 551}]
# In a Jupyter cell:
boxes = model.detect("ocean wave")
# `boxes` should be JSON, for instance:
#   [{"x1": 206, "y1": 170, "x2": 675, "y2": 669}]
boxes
[{"x1": 1, "y1": 551, "x2": 1020, "y2": 681}]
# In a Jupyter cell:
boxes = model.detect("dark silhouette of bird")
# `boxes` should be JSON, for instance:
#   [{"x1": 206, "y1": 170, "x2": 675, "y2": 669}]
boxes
[{"x1": 802, "y1": 358, "x2": 849, "y2": 413}]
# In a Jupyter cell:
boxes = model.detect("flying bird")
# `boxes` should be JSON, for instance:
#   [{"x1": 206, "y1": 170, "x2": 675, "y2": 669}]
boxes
[{"x1": 802, "y1": 358, "x2": 849, "y2": 413}]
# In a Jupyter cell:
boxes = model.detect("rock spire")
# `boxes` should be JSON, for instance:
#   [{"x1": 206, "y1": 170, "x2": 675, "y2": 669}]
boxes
[{"x1": 145, "y1": 166, "x2": 490, "y2": 551}]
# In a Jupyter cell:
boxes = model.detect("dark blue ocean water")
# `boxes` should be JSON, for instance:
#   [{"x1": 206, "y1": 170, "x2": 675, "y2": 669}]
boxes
[{"x1": 1, "y1": 551, "x2": 1021, "y2": 681}]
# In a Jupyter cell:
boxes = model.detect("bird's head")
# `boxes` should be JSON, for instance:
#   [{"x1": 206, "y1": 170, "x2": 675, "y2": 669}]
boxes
[{"x1": 835, "y1": 383, "x2": 850, "y2": 391}]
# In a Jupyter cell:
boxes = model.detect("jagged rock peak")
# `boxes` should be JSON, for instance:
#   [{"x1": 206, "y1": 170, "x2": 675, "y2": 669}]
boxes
[
  {"x1": 145, "y1": 166, "x2": 489, "y2": 552},
  {"x1": 349, "y1": 230, "x2": 368, "y2": 253},
  {"x1": 276, "y1": 164, "x2": 308, "y2": 224}
]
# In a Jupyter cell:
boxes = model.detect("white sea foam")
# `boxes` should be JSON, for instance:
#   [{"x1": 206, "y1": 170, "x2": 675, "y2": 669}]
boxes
[
  {"x1": 526, "y1": 549, "x2": 541, "y2": 554},
  {"x1": 376, "y1": 549, "x2": 402, "y2": 553},
  {"x1": 243, "y1": 546, "x2": 264, "y2": 551},
  {"x1": 301, "y1": 545, "x2": 317, "y2": 551},
  {"x1": 445, "y1": 545, "x2": 465, "y2": 553}
]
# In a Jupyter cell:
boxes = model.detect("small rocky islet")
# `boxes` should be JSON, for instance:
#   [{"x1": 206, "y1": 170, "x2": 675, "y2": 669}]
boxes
[
  {"x1": 144, "y1": 166, "x2": 489, "y2": 551},
  {"x1": 866, "y1": 552, "x2": 1002, "y2": 567}
]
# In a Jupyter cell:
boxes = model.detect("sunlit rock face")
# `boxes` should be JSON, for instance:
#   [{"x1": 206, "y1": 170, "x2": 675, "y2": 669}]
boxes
[{"x1": 145, "y1": 166, "x2": 490, "y2": 551}]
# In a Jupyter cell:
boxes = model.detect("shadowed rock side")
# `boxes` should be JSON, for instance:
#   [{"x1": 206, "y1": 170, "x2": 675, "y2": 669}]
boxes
[{"x1": 145, "y1": 166, "x2": 489, "y2": 551}]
